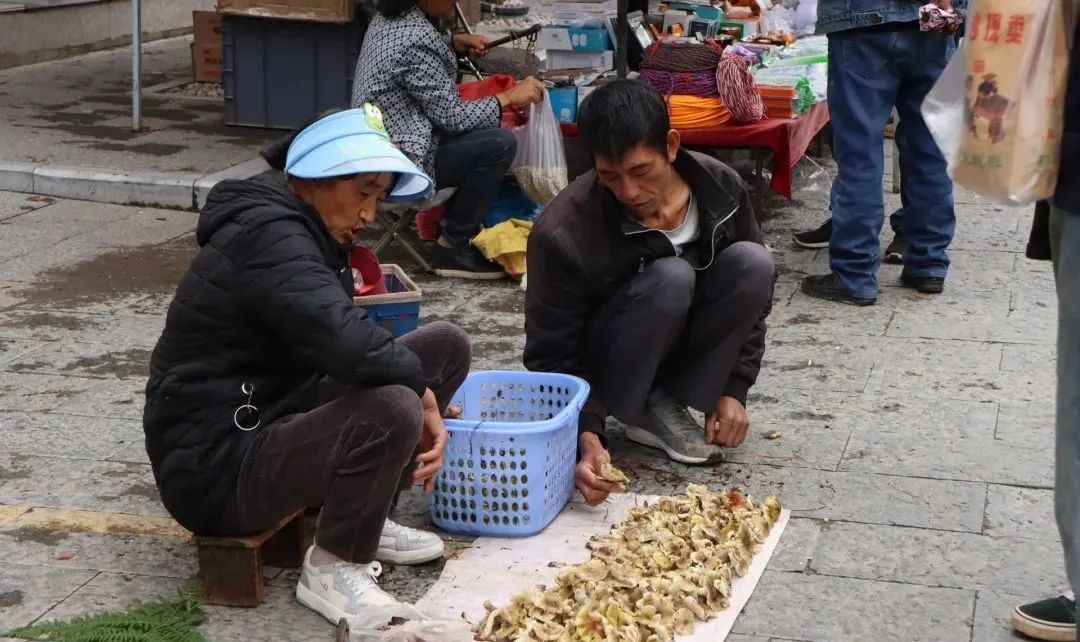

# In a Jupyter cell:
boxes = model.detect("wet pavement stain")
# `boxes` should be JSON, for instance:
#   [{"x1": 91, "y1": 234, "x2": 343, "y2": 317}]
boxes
[
  {"x1": 67, "y1": 348, "x2": 153, "y2": 379},
  {"x1": 0, "y1": 589, "x2": 23, "y2": 607},
  {"x1": 122, "y1": 482, "x2": 160, "y2": 501},
  {"x1": 0, "y1": 312, "x2": 96, "y2": 332},
  {"x1": 787, "y1": 411, "x2": 836, "y2": 422},
  {"x1": 85, "y1": 142, "x2": 188, "y2": 156},
  {"x1": 0, "y1": 466, "x2": 30, "y2": 480},
  {"x1": 10, "y1": 235, "x2": 196, "y2": 310},
  {"x1": 0, "y1": 526, "x2": 69, "y2": 546}
]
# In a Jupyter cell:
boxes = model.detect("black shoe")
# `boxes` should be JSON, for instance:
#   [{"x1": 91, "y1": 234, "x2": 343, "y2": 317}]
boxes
[
  {"x1": 1012, "y1": 593, "x2": 1076, "y2": 641},
  {"x1": 900, "y1": 271, "x2": 945, "y2": 294},
  {"x1": 883, "y1": 234, "x2": 906, "y2": 265},
  {"x1": 431, "y1": 243, "x2": 505, "y2": 280},
  {"x1": 800, "y1": 273, "x2": 876, "y2": 306},
  {"x1": 793, "y1": 219, "x2": 832, "y2": 249}
]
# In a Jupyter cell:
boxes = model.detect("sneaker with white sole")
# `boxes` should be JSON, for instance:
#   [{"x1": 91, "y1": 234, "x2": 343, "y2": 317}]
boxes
[
  {"x1": 295, "y1": 546, "x2": 425, "y2": 630},
  {"x1": 376, "y1": 519, "x2": 444, "y2": 565},
  {"x1": 1012, "y1": 591, "x2": 1077, "y2": 641},
  {"x1": 623, "y1": 390, "x2": 724, "y2": 465}
]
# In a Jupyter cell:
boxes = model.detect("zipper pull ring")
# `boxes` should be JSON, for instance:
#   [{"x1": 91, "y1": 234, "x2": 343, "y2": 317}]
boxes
[{"x1": 638, "y1": 257, "x2": 645, "y2": 273}]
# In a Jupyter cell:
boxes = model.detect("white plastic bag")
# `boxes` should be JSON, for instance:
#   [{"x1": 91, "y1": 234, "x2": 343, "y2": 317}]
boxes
[
  {"x1": 922, "y1": 0, "x2": 1072, "y2": 205},
  {"x1": 349, "y1": 616, "x2": 476, "y2": 642},
  {"x1": 512, "y1": 91, "x2": 569, "y2": 206}
]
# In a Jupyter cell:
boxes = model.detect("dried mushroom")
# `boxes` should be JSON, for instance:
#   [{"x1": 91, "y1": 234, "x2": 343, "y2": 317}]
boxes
[
  {"x1": 472, "y1": 485, "x2": 782, "y2": 642},
  {"x1": 598, "y1": 462, "x2": 630, "y2": 492}
]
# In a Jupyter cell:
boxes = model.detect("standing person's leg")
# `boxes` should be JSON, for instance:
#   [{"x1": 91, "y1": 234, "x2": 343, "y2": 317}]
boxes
[
  {"x1": 893, "y1": 32, "x2": 956, "y2": 293},
  {"x1": 1057, "y1": 211, "x2": 1080, "y2": 598},
  {"x1": 431, "y1": 128, "x2": 517, "y2": 279},
  {"x1": 586, "y1": 257, "x2": 723, "y2": 463},
  {"x1": 803, "y1": 29, "x2": 900, "y2": 303},
  {"x1": 1011, "y1": 207, "x2": 1079, "y2": 641},
  {"x1": 662, "y1": 242, "x2": 774, "y2": 412}
]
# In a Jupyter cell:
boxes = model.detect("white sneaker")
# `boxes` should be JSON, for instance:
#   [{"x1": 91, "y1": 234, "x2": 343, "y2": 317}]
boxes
[
  {"x1": 377, "y1": 519, "x2": 445, "y2": 565},
  {"x1": 296, "y1": 546, "x2": 423, "y2": 629}
]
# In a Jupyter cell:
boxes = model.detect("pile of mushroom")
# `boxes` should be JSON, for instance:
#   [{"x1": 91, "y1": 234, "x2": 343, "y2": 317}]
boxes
[{"x1": 473, "y1": 484, "x2": 783, "y2": 642}]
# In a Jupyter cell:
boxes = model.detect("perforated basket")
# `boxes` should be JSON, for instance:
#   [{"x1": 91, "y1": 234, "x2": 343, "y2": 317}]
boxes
[{"x1": 430, "y1": 371, "x2": 589, "y2": 537}]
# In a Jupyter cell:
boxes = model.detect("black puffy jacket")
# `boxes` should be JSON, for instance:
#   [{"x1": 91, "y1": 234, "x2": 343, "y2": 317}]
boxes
[{"x1": 144, "y1": 177, "x2": 425, "y2": 534}]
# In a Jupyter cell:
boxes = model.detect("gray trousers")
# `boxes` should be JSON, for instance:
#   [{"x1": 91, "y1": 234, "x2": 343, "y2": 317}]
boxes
[
  {"x1": 217, "y1": 321, "x2": 471, "y2": 564},
  {"x1": 587, "y1": 241, "x2": 774, "y2": 421},
  {"x1": 1055, "y1": 210, "x2": 1080, "y2": 599}
]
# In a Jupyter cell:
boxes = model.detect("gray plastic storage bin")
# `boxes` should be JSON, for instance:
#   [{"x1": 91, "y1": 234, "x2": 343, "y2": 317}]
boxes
[{"x1": 222, "y1": 13, "x2": 367, "y2": 129}]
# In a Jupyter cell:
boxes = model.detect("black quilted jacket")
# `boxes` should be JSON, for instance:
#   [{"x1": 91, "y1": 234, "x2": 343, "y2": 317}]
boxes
[{"x1": 143, "y1": 177, "x2": 425, "y2": 534}]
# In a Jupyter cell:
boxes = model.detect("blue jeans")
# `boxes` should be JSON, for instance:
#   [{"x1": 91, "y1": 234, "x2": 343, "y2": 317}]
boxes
[
  {"x1": 827, "y1": 29, "x2": 956, "y2": 298},
  {"x1": 1055, "y1": 209, "x2": 1080, "y2": 597}
]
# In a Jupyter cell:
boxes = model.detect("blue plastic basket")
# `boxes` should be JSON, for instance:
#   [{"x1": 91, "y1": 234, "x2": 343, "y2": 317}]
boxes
[{"x1": 430, "y1": 371, "x2": 589, "y2": 537}]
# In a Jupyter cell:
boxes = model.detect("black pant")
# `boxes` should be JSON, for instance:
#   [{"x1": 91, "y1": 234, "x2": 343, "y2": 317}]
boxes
[
  {"x1": 217, "y1": 321, "x2": 470, "y2": 564},
  {"x1": 588, "y1": 242, "x2": 773, "y2": 421},
  {"x1": 434, "y1": 128, "x2": 517, "y2": 246}
]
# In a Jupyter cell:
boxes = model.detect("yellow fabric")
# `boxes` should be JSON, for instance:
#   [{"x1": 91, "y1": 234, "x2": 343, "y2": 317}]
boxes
[
  {"x1": 668, "y1": 95, "x2": 731, "y2": 129},
  {"x1": 472, "y1": 219, "x2": 533, "y2": 277}
]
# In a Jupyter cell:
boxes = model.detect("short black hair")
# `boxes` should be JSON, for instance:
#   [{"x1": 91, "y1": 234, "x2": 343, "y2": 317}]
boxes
[
  {"x1": 576, "y1": 79, "x2": 670, "y2": 160},
  {"x1": 374, "y1": 0, "x2": 417, "y2": 18}
]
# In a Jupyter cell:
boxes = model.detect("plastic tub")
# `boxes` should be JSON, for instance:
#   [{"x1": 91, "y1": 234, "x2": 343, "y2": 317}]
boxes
[{"x1": 353, "y1": 264, "x2": 421, "y2": 338}]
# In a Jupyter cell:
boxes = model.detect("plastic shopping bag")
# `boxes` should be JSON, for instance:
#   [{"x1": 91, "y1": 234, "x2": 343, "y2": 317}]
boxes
[
  {"x1": 922, "y1": 0, "x2": 1072, "y2": 205},
  {"x1": 457, "y1": 75, "x2": 528, "y2": 129},
  {"x1": 512, "y1": 91, "x2": 569, "y2": 206}
]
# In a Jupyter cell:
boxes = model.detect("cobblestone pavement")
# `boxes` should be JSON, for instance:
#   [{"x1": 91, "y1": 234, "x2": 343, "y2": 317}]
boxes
[{"x1": 0, "y1": 155, "x2": 1060, "y2": 641}]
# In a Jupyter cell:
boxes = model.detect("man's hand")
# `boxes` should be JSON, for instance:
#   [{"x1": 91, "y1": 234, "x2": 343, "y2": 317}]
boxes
[
  {"x1": 575, "y1": 433, "x2": 615, "y2": 506},
  {"x1": 705, "y1": 396, "x2": 749, "y2": 448},
  {"x1": 414, "y1": 388, "x2": 448, "y2": 492},
  {"x1": 452, "y1": 33, "x2": 490, "y2": 57}
]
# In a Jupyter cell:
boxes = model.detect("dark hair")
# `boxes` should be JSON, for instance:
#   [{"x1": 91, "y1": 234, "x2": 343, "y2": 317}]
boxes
[
  {"x1": 576, "y1": 79, "x2": 670, "y2": 160},
  {"x1": 374, "y1": 0, "x2": 417, "y2": 18},
  {"x1": 260, "y1": 107, "x2": 348, "y2": 173}
]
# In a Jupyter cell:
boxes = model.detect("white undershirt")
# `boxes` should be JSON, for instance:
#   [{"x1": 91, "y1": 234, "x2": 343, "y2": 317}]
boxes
[{"x1": 661, "y1": 196, "x2": 700, "y2": 256}]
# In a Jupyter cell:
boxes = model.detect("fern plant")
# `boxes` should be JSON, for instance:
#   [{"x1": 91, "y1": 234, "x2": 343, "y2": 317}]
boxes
[{"x1": 6, "y1": 583, "x2": 207, "y2": 642}]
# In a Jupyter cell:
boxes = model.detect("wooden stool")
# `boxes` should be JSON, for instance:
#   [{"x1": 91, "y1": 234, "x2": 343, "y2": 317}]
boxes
[{"x1": 195, "y1": 510, "x2": 309, "y2": 607}]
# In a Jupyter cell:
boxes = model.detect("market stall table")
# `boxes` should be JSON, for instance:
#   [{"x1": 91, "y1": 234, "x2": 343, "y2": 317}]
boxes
[{"x1": 561, "y1": 102, "x2": 830, "y2": 212}]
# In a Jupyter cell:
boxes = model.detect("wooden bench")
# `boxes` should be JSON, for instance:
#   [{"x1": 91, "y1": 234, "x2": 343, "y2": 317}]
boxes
[{"x1": 195, "y1": 509, "x2": 310, "y2": 607}]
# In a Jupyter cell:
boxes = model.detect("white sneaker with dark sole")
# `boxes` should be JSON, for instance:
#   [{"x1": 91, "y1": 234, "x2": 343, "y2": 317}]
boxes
[{"x1": 376, "y1": 519, "x2": 444, "y2": 565}]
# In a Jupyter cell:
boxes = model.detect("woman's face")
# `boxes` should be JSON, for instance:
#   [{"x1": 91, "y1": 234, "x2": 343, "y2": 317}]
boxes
[{"x1": 293, "y1": 173, "x2": 394, "y2": 245}]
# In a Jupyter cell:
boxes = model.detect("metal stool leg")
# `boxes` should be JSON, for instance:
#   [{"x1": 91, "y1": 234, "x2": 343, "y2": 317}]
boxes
[{"x1": 373, "y1": 212, "x2": 434, "y2": 273}]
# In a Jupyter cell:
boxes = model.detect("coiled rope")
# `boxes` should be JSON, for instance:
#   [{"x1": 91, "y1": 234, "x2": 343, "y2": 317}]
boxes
[{"x1": 715, "y1": 53, "x2": 765, "y2": 123}]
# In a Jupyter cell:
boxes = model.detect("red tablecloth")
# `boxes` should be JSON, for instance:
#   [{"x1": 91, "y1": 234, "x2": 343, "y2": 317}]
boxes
[{"x1": 560, "y1": 102, "x2": 830, "y2": 199}]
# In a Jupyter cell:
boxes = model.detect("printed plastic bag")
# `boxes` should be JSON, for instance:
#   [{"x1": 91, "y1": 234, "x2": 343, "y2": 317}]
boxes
[
  {"x1": 922, "y1": 0, "x2": 1072, "y2": 205},
  {"x1": 512, "y1": 91, "x2": 569, "y2": 206}
]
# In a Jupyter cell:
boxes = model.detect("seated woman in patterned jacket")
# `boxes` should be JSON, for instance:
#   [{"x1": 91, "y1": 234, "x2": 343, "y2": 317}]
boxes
[{"x1": 353, "y1": 0, "x2": 544, "y2": 279}]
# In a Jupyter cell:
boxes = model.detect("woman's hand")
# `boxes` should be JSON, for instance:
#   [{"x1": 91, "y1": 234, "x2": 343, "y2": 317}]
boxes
[
  {"x1": 575, "y1": 433, "x2": 615, "y2": 507},
  {"x1": 452, "y1": 33, "x2": 490, "y2": 57},
  {"x1": 414, "y1": 388, "x2": 448, "y2": 492},
  {"x1": 496, "y1": 77, "x2": 545, "y2": 109}
]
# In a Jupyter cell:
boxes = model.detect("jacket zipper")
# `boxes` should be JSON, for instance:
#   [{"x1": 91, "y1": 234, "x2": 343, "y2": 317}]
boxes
[{"x1": 627, "y1": 205, "x2": 738, "y2": 272}]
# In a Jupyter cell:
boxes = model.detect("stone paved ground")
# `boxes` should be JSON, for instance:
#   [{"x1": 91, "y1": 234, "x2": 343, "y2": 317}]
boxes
[{"x1": 0, "y1": 150, "x2": 1062, "y2": 641}]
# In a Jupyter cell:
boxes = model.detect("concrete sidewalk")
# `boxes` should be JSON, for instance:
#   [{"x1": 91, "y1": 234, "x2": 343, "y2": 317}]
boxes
[
  {"x1": 0, "y1": 37, "x2": 275, "y2": 209},
  {"x1": 0, "y1": 152, "x2": 1062, "y2": 641}
]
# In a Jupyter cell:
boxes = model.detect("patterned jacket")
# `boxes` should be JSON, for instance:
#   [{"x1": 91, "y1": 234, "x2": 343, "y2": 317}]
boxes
[{"x1": 352, "y1": 8, "x2": 500, "y2": 175}]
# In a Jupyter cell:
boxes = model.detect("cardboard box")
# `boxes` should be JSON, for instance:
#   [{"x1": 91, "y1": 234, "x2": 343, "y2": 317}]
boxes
[
  {"x1": 545, "y1": 49, "x2": 614, "y2": 72},
  {"x1": 191, "y1": 42, "x2": 223, "y2": 83},
  {"x1": 217, "y1": 0, "x2": 353, "y2": 23},
  {"x1": 193, "y1": 10, "x2": 223, "y2": 45},
  {"x1": 537, "y1": 27, "x2": 612, "y2": 52}
]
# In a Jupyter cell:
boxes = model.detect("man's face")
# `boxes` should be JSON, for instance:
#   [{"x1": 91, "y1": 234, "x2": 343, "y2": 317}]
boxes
[{"x1": 593, "y1": 131, "x2": 680, "y2": 220}]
